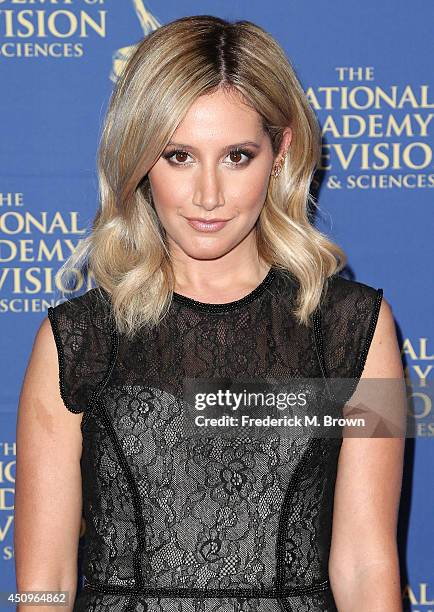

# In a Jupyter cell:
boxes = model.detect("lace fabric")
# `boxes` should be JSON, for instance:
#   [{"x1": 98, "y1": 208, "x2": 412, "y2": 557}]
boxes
[{"x1": 47, "y1": 266, "x2": 383, "y2": 612}]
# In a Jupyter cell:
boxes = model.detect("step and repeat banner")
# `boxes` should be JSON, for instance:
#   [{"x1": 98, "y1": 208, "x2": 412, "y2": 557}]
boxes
[{"x1": 1, "y1": 1, "x2": 433, "y2": 610}]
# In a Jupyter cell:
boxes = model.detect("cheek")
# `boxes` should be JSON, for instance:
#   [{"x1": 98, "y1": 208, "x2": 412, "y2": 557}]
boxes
[
  {"x1": 149, "y1": 162, "x2": 189, "y2": 205},
  {"x1": 231, "y1": 171, "x2": 270, "y2": 211},
  {"x1": 148, "y1": 171, "x2": 183, "y2": 214}
]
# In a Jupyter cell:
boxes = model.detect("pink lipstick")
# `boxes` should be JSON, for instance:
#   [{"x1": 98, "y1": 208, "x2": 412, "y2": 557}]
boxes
[{"x1": 186, "y1": 217, "x2": 230, "y2": 232}]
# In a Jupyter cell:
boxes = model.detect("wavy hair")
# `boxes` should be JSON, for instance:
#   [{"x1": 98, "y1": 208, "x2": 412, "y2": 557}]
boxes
[{"x1": 57, "y1": 14, "x2": 347, "y2": 337}]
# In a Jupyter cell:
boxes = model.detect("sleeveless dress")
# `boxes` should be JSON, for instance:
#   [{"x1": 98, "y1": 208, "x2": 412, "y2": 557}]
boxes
[{"x1": 47, "y1": 265, "x2": 383, "y2": 612}]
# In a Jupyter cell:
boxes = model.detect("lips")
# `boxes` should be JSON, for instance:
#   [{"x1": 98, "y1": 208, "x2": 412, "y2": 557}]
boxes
[{"x1": 186, "y1": 218, "x2": 230, "y2": 232}]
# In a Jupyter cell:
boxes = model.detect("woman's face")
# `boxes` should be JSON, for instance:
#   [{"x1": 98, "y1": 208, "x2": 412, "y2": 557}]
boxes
[{"x1": 147, "y1": 88, "x2": 290, "y2": 262}]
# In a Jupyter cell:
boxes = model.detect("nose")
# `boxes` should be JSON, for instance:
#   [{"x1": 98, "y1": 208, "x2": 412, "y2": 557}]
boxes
[{"x1": 192, "y1": 164, "x2": 225, "y2": 210}]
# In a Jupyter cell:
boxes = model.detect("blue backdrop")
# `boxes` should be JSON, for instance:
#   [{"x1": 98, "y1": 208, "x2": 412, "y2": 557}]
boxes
[{"x1": 1, "y1": 1, "x2": 433, "y2": 610}]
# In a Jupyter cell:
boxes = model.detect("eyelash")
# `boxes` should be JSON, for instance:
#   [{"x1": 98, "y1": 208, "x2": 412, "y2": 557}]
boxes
[{"x1": 162, "y1": 148, "x2": 256, "y2": 167}]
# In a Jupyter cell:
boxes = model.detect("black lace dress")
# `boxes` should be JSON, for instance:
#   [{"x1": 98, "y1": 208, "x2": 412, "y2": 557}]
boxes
[{"x1": 47, "y1": 266, "x2": 383, "y2": 612}]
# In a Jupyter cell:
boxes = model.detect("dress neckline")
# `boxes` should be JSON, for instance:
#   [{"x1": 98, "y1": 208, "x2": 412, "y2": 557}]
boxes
[{"x1": 172, "y1": 266, "x2": 276, "y2": 313}]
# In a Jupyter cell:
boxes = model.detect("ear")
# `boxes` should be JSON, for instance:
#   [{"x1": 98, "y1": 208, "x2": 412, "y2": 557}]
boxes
[{"x1": 279, "y1": 126, "x2": 292, "y2": 157}]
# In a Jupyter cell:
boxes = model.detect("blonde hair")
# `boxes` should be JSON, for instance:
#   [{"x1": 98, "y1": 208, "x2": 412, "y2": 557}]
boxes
[{"x1": 58, "y1": 14, "x2": 347, "y2": 338}]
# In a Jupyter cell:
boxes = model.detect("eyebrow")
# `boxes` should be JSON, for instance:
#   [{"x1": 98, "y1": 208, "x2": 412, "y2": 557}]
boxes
[{"x1": 165, "y1": 141, "x2": 261, "y2": 152}]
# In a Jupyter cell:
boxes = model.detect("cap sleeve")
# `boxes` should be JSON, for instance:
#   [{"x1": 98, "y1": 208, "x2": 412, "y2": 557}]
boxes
[
  {"x1": 317, "y1": 275, "x2": 383, "y2": 404},
  {"x1": 47, "y1": 289, "x2": 116, "y2": 414}
]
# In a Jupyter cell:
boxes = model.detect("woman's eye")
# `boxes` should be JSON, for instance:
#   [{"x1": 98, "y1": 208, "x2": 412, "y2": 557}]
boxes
[
  {"x1": 163, "y1": 150, "x2": 191, "y2": 164},
  {"x1": 226, "y1": 150, "x2": 252, "y2": 165},
  {"x1": 162, "y1": 149, "x2": 254, "y2": 166}
]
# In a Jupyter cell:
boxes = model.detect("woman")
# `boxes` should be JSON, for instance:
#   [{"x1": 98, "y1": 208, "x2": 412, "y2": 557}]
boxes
[{"x1": 14, "y1": 14, "x2": 405, "y2": 612}]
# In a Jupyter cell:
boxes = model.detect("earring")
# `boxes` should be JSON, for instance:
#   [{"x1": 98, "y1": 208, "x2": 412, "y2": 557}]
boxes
[
  {"x1": 272, "y1": 154, "x2": 286, "y2": 178},
  {"x1": 272, "y1": 163, "x2": 282, "y2": 178}
]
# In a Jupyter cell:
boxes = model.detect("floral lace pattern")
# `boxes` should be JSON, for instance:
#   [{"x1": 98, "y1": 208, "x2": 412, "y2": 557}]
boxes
[{"x1": 47, "y1": 267, "x2": 383, "y2": 612}]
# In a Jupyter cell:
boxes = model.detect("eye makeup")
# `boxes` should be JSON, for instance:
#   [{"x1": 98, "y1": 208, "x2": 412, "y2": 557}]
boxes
[{"x1": 162, "y1": 146, "x2": 257, "y2": 167}]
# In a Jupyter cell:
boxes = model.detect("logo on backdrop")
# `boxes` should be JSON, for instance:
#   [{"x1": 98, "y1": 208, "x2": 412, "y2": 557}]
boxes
[
  {"x1": 403, "y1": 337, "x2": 434, "y2": 438},
  {"x1": 0, "y1": 1, "x2": 161, "y2": 307},
  {"x1": 111, "y1": 0, "x2": 161, "y2": 82},
  {"x1": 402, "y1": 582, "x2": 434, "y2": 610},
  {"x1": 0, "y1": 0, "x2": 160, "y2": 61},
  {"x1": 0, "y1": 441, "x2": 15, "y2": 563},
  {"x1": 307, "y1": 67, "x2": 434, "y2": 190}
]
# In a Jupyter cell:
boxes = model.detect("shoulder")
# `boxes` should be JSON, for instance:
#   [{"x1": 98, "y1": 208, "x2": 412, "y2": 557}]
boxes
[
  {"x1": 48, "y1": 287, "x2": 111, "y2": 322},
  {"x1": 318, "y1": 274, "x2": 387, "y2": 382},
  {"x1": 321, "y1": 274, "x2": 383, "y2": 310},
  {"x1": 47, "y1": 288, "x2": 115, "y2": 341},
  {"x1": 324, "y1": 276, "x2": 400, "y2": 376},
  {"x1": 319, "y1": 273, "x2": 384, "y2": 333},
  {"x1": 360, "y1": 293, "x2": 401, "y2": 379},
  {"x1": 45, "y1": 287, "x2": 115, "y2": 413}
]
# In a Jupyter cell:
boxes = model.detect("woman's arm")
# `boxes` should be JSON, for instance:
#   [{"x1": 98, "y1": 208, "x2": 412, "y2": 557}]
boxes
[
  {"x1": 14, "y1": 317, "x2": 83, "y2": 611},
  {"x1": 328, "y1": 297, "x2": 406, "y2": 611}
]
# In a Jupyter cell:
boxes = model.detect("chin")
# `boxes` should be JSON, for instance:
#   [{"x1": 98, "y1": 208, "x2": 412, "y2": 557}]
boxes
[{"x1": 175, "y1": 240, "x2": 233, "y2": 260}]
